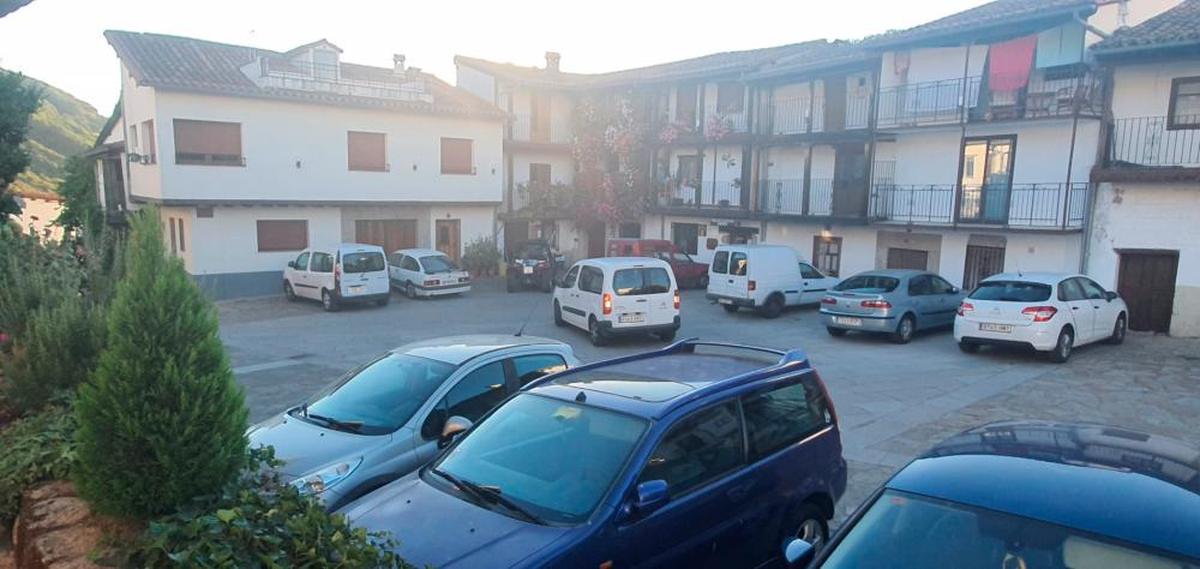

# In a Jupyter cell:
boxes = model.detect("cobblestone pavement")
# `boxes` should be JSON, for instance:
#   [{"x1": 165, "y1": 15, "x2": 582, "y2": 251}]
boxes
[{"x1": 218, "y1": 279, "x2": 1200, "y2": 521}]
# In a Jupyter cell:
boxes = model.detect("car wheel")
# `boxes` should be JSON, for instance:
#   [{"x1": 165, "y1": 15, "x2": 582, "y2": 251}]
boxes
[
  {"x1": 540, "y1": 274, "x2": 554, "y2": 293},
  {"x1": 284, "y1": 281, "x2": 296, "y2": 302},
  {"x1": 826, "y1": 327, "x2": 847, "y2": 337},
  {"x1": 1048, "y1": 327, "x2": 1073, "y2": 363},
  {"x1": 722, "y1": 304, "x2": 739, "y2": 314},
  {"x1": 321, "y1": 289, "x2": 338, "y2": 312},
  {"x1": 781, "y1": 504, "x2": 828, "y2": 557},
  {"x1": 405, "y1": 282, "x2": 417, "y2": 300},
  {"x1": 1108, "y1": 314, "x2": 1127, "y2": 345},
  {"x1": 958, "y1": 341, "x2": 981, "y2": 354},
  {"x1": 760, "y1": 295, "x2": 785, "y2": 319},
  {"x1": 376, "y1": 294, "x2": 390, "y2": 307},
  {"x1": 656, "y1": 329, "x2": 677, "y2": 342},
  {"x1": 589, "y1": 317, "x2": 608, "y2": 347},
  {"x1": 891, "y1": 314, "x2": 916, "y2": 344},
  {"x1": 698, "y1": 274, "x2": 709, "y2": 288},
  {"x1": 553, "y1": 301, "x2": 565, "y2": 327}
]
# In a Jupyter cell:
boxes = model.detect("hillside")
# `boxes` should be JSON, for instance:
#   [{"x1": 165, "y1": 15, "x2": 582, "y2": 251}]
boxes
[{"x1": 6, "y1": 69, "x2": 106, "y2": 195}]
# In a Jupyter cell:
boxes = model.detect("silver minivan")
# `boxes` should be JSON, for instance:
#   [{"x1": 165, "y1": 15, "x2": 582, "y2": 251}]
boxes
[{"x1": 248, "y1": 335, "x2": 579, "y2": 511}]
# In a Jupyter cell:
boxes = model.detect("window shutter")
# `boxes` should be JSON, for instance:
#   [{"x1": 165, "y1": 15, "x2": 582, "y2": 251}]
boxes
[
  {"x1": 441, "y1": 137, "x2": 473, "y2": 174},
  {"x1": 174, "y1": 119, "x2": 242, "y2": 164},
  {"x1": 256, "y1": 220, "x2": 309, "y2": 252},
  {"x1": 348, "y1": 131, "x2": 387, "y2": 171}
]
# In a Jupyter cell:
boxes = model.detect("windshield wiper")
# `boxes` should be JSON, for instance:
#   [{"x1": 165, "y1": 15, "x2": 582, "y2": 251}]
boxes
[
  {"x1": 305, "y1": 413, "x2": 364, "y2": 433},
  {"x1": 431, "y1": 469, "x2": 543, "y2": 525}
]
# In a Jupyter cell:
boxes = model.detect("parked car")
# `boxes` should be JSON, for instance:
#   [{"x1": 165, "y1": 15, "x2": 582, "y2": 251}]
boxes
[
  {"x1": 605, "y1": 238, "x2": 673, "y2": 258},
  {"x1": 553, "y1": 257, "x2": 681, "y2": 345},
  {"x1": 283, "y1": 243, "x2": 390, "y2": 311},
  {"x1": 341, "y1": 339, "x2": 847, "y2": 569},
  {"x1": 388, "y1": 248, "x2": 471, "y2": 299},
  {"x1": 954, "y1": 273, "x2": 1127, "y2": 363},
  {"x1": 247, "y1": 335, "x2": 578, "y2": 511},
  {"x1": 506, "y1": 240, "x2": 561, "y2": 293},
  {"x1": 820, "y1": 270, "x2": 965, "y2": 344},
  {"x1": 606, "y1": 238, "x2": 709, "y2": 289},
  {"x1": 706, "y1": 244, "x2": 838, "y2": 318},
  {"x1": 785, "y1": 420, "x2": 1200, "y2": 568}
]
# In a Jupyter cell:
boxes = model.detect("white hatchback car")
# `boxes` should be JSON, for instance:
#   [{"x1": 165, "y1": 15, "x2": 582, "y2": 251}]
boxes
[
  {"x1": 954, "y1": 273, "x2": 1128, "y2": 363},
  {"x1": 284, "y1": 243, "x2": 390, "y2": 311},
  {"x1": 552, "y1": 257, "x2": 681, "y2": 346},
  {"x1": 388, "y1": 248, "x2": 471, "y2": 299}
]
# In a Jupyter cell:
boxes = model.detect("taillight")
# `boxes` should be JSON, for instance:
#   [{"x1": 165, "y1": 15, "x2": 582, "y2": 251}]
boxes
[
  {"x1": 537, "y1": 260, "x2": 548, "y2": 267},
  {"x1": 821, "y1": 296, "x2": 837, "y2": 305},
  {"x1": 748, "y1": 280, "x2": 757, "y2": 292},
  {"x1": 860, "y1": 299, "x2": 892, "y2": 309},
  {"x1": 673, "y1": 289, "x2": 681, "y2": 310},
  {"x1": 602, "y1": 292, "x2": 613, "y2": 316},
  {"x1": 1021, "y1": 305, "x2": 1058, "y2": 322},
  {"x1": 957, "y1": 301, "x2": 974, "y2": 316}
]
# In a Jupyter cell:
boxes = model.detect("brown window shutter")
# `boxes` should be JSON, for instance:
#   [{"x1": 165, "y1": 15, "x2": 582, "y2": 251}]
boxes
[
  {"x1": 440, "y1": 137, "x2": 473, "y2": 174},
  {"x1": 174, "y1": 119, "x2": 243, "y2": 165},
  {"x1": 348, "y1": 131, "x2": 387, "y2": 171},
  {"x1": 144, "y1": 119, "x2": 156, "y2": 158},
  {"x1": 256, "y1": 220, "x2": 309, "y2": 252}
]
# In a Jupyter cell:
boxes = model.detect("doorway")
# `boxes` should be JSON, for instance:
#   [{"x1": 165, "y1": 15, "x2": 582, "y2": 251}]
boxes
[
  {"x1": 963, "y1": 245, "x2": 1005, "y2": 290},
  {"x1": 435, "y1": 219, "x2": 462, "y2": 261},
  {"x1": 886, "y1": 248, "x2": 929, "y2": 270},
  {"x1": 958, "y1": 136, "x2": 1015, "y2": 223},
  {"x1": 832, "y1": 143, "x2": 869, "y2": 217},
  {"x1": 585, "y1": 222, "x2": 606, "y2": 258},
  {"x1": 355, "y1": 219, "x2": 417, "y2": 254},
  {"x1": 504, "y1": 221, "x2": 530, "y2": 258},
  {"x1": 1118, "y1": 250, "x2": 1179, "y2": 333},
  {"x1": 671, "y1": 222, "x2": 700, "y2": 255}
]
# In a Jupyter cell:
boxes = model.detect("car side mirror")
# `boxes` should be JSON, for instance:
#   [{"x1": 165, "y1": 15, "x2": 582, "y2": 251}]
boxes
[
  {"x1": 1105, "y1": 291, "x2": 1118, "y2": 302},
  {"x1": 784, "y1": 538, "x2": 816, "y2": 567},
  {"x1": 633, "y1": 479, "x2": 669, "y2": 516},
  {"x1": 287, "y1": 261, "x2": 296, "y2": 269},
  {"x1": 438, "y1": 416, "x2": 472, "y2": 449},
  {"x1": 950, "y1": 286, "x2": 960, "y2": 294}
]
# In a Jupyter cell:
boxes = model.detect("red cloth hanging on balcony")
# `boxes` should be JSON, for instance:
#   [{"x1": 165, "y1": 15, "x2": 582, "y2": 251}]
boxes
[{"x1": 988, "y1": 34, "x2": 1038, "y2": 92}]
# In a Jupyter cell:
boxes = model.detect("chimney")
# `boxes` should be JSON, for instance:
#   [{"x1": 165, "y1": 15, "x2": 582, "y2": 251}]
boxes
[
  {"x1": 545, "y1": 51, "x2": 561, "y2": 73},
  {"x1": 393, "y1": 54, "x2": 406, "y2": 75}
]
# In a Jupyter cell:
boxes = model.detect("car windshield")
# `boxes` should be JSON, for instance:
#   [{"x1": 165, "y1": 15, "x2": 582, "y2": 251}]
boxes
[
  {"x1": 300, "y1": 353, "x2": 456, "y2": 435},
  {"x1": 835, "y1": 275, "x2": 900, "y2": 293},
  {"x1": 821, "y1": 490, "x2": 1199, "y2": 569},
  {"x1": 431, "y1": 393, "x2": 648, "y2": 525},
  {"x1": 342, "y1": 251, "x2": 385, "y2": 274},
  {"x1": 514, "y1": 243, "x2": 550, "y2": 259},
  {"x1": 970, "y1": 281, "x2": 1052, "y2": 302},
  {"x1": 613, "y1": 267, "x2": 672, "y2": 296},
  {"x1": 420, "y1": 255, "x2": 458, "y2": 273}
]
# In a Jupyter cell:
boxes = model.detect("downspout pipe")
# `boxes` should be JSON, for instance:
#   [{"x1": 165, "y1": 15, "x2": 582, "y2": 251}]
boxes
[{"x1": 1074, "y1": 10, "x2": 1110, "y2": 40}]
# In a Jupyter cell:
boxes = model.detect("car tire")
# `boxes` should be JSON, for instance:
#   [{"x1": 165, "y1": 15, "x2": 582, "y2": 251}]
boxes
[
  {"x1": 760, "y1": 295, "x2": 785, "y2": 319},
  {"x1": 540, "y1": 274, "x2": 554, "y2": 293},
  {"x1": 891, "y1": 314, "x2": 916, "y2": 344},
  {"x1": 781, "y1": 503, "x2": 829, "y2": 557},
  {"x1": 826, "y1": 327, "x2": 847, "y2": 337},
  {"x1": 321, "y1": 289, "x2": 338, "y2": 312},
  {"x1": 1108, "y1": 314, "x2": 1127, "y2": 345},
  {"x1": 698, "y1": 274, "x2": 709, "y2": 289},
  {"x1": 656, "y1": 330, "x2": 677, "y2": 342},
  {"x1": 553, "y1": 301, "x2": 565, "y2": 327},
  {"x1": 722, "y1": 304, "x2": 739, "y2": 314},
  {"x1": 589, "y1": 317, "x2": 608, "y2": 347},
  {"x1": 376, "y1": 294, "x2": 390, "y2": 307},
  {"x1": 284, "y1": 281, "x2": 296, "y2": 302},
  {"x1": 1048, "y1": 327, "x2": 1073, "y2": 363},
  {"x1": 405, "y1": 282, "x2": 417, "y2": 300},
  {"x1": 958, "y1": 341, "x2": 981, "y2": 354}
]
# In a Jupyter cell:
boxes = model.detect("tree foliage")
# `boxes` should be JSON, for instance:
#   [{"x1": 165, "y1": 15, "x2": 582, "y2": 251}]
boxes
[
  {"x1": 56, "y1": 154, "x2": 100, "y2": 231},
  {"x1": 0, "y1": 403, "x2": 76, "y2": 528},
  {"x1": 0, "y1": 69, "x2": 42, "y2": 219}
]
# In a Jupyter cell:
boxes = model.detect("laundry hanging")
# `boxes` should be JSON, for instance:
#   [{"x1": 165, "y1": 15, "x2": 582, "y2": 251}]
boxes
[{"x1": 988, "y1": 34, "x2": 1038, "y2": 92}]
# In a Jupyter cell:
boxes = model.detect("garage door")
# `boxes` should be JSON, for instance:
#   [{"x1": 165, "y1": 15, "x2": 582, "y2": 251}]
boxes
[
  {"x1": 886, "y1": 247, "x2": 929, "y2": 270},
  {"x1": 1118, "y1": 250, "x2": 1178, "y2": 333},
  {"x1": 355, "y1": 220, "x2": 417, "y2": 254}
]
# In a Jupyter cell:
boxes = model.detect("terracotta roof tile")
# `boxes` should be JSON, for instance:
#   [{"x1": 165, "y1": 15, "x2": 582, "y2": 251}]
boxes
[
  {"x1": 864, "y1": 0, "x2": 1097, "y2": 47},
  {"x1": 1093, "y1": 0, "x2": 1200, "y2": 54}
]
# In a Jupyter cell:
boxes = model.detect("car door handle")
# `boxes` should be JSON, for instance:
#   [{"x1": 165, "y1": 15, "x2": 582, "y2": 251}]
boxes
[
  {"x1": 1093, "y1": 305, "x2": 1101, "y2": 310},
  {"x1": 636, "y1": 299, "x2": 647, "y2": 303},
  {"x1": 1072, "y1": 306, "x2": 1080, "y2": 310}
]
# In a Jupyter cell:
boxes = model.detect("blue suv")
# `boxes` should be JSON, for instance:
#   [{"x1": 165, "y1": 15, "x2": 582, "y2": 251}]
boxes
[{"x1": 340, "y1": 339, "x2": 847, "y2": 568}]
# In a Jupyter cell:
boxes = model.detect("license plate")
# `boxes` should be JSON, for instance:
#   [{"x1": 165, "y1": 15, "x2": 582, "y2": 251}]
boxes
[
  {"x1": 618, "y1": 313, "x2": 645, "y2": 324},
  {"x1": 522, "y1": 266, "x2": 534, "y2": 275},
  {"x1": 718, "y1": 298, "x2": 733, "y2": 305},
  {"x1": 980, "y1": 323, "x2": 1013, "y2": 333},
  {"x1": 349, "y1": 285, "x2": 364, "y2": 293},
  {"x1": 834, "y1": 317, "x2": 862, "y2": 327}
]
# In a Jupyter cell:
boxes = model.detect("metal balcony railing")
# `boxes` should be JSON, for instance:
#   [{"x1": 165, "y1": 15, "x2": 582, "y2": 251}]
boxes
[
  {"x1": 658, "y1": 179, "x2": 745, "y2": 209},
  {"x1": 765, "y1": 94, "x2": 871, "y2": 135},
  {"x1": 508, "y1": 113, "x2": 573, "y2": 145},
  {"x1": 876, "y1": 71, "x2": 1101, "y2": 128},
  {"x1": 704, "y1": 112, "x2": 750, "y2": 137},
  {"x1": 870, "y1": 183, "x2": 1089, "y2": 229},
  {"x1": 1108, "y1": 115, "x2": 1200, "y2": 168},
  {"x1": 758, "y1": 178, "x2": 834, "y2": 216},
  {"x1": 257, "y1": 59, "x2": 433, "y2": 102}
]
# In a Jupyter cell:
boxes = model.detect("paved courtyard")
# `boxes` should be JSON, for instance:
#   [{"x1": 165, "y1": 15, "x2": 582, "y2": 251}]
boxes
[{"x1": 218, "y1": 278, "x2": 1200, "y2": 520}]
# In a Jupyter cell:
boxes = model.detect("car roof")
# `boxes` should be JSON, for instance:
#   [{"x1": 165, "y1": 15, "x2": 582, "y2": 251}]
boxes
[
  {"x1": 888, "y1": 421, "x2": 1200, "y2": 559},
  {"x1": 392, "y1": 248, "x2": 443, "y2": 257},
  {"x1": 716, "y1": 243, "x2": 792, "y2": 251},
  {"x1": 578, "y1": 257, "x2": 671, "y2": 268},
  {"x1": 981, "y1": 272, "x2": 1078, "y2": 286},
  {"x1": 392, "y1": 334, "x2": 565, "y2": 365},
  {"x1": 526, "y1": 340, "x2": 810, "y2": 420},
  {"x1": 308, "y1": 243, "x2": 385, "y2": 253},
  {"x1": 847, "y1": 269, "x2": 926, "y2": 279}
]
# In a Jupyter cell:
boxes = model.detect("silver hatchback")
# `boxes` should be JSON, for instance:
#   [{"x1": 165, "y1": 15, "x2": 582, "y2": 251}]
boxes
[
  {"x1": 820, "y1": 270, "x2": 965, "y2": 344},
  {"x1": 247, "y1": 335, "x2": 578, "y2": 511}
]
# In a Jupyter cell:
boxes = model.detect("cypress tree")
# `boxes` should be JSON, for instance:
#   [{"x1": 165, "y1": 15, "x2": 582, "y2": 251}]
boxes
[{"x1": 74, "y1": 207, "x2": 248, "y2": 518}]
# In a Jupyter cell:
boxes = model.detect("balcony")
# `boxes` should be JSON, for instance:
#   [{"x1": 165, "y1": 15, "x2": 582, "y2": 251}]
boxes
[
  {"x1": 758, "y1": 178, "x2": 834, "y2": 216},
  {"x1": 1108, "y1": 116, "x2": 1200, "y2": 168},
  {"x1": 876, "y1": 71, "x2": 1101, "y2": 129},
  {"x1": 508, "y1": 113, "x2": 573, "y2": 145},
  {"x1": 870, "y1": 183, "x2": 1089, "y2": 229},
  {"x1": 253, "y1": 59, "x2": 434, "y2": 103},
  {"x1": 657, "y1": 179, "x2": 746, "y2": 210},
  {"x1": 765, "y1": 93, "x2": 871, "y2": 136}
]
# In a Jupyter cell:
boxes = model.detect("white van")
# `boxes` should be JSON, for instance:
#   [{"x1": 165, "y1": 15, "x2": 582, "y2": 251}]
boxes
[
  {"x1": 283, "y1": 243, "x2": 390, "y2": 311},
  {"x1": 706, "y1": 244, "x2": 838, "y2": 318},
  {"x1": 552, "y1": 257, "x2": 681, "y2": 346}
]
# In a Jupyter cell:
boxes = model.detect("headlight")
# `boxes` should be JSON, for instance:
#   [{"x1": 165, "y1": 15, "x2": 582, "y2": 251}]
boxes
[{"x1": 291, "y1": 458, "x2": 362, "y2": 495}]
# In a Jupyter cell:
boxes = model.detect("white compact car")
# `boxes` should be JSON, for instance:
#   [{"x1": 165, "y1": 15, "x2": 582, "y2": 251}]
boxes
[
  {"x1": 388, "y1": 248, "x2": 471, "y2": 298},
  {"x1": 284, "y1": 243, "x2": 391, "y2": 311},
  {"x1": 552, "y1": 257, "x2": 681, "y2": 346},
  {"x1": 706, "y1": 244, "x2": 839, "y2": 318},
  {"x1": 954, "y1": 273, "x2": 1128, "y2": 363}
]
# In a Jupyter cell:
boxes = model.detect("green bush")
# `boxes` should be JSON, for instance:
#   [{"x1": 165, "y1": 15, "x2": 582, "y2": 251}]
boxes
[
  {"x1": 0, "y1": 404, "x2": 76, "y2": 526},
  {"x1": 74, "y1": 208, "x2": 248, "y2": 518},
  {"x1": 462, "y1": 236, "x2": 502, "y2": 277},
  {"x1": 2, "y1": 295, "x2": 105, "y2": 411},
  {"x1": 127, "y1": 449, "x2": 414, "y2": 569},
  {"x1": 0, "y1": 230, "x2": 85, "y2": 338}
]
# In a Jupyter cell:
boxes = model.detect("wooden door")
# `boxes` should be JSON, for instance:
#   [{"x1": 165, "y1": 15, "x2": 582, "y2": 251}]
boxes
[
  {"x1": 963, "y1": 245, "x2": 1005, "y2": 290},
  {"x1": 1118, "y1": 251, "x2": 1178, "y2": 333},
  {"x1": 531, "y1": 93, "x2": 551, "y2": 143},
  {"x1": 832, "y1": 143, "x2": 868, "y2": 217},
  {"x1": 887, "y1": 247, "x2": 929, "y2": 270},
  {"x1": 436, "y1": 219, "x2": 462, "y2": 261},
  {"x1": 824, "y1": 76, "x2": 847, "y2": 132},
  {"x1": 585, "y1": 222, "x2": 606, "y2": 259},
  {"x1": 355, "y1": 219, "x2": 417, "y2": 253}
]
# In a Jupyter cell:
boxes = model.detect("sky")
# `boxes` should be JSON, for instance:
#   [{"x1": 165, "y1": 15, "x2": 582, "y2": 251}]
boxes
[{"x1": 0, "y1": 0, "x2": 990, "y2": 114}]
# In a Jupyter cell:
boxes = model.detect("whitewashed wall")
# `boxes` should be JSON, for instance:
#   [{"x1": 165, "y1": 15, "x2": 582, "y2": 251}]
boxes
[
  {"x1": 1111, "y1": 60, "x2": 1200, "y2": 119},
  {"x1": 121, "y1": 63, "x2": 161, "y2": 201},
  {"x1": 187, "y1": 206, "x2": 343, "y2": 275}
]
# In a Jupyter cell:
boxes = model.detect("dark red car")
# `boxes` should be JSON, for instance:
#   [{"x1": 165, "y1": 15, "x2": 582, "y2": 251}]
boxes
[{"x1": 607, "y1": 239, "x2": 709, "y2": 288}]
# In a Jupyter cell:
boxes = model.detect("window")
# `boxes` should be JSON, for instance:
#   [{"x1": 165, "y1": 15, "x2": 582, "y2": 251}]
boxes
[
  {"x1": 711, "y1": 250, "x2": 729, "y2": 275},
  {"x1": 1168, "y1": 77, "x2": 1200, "y2": 129},
  {"x1": 312, "y1": 48, "x2": 339, "y2": 80},
  {"x1": 676, "y1": 83, "x2": 699, "y2": 126},
  {"x1": 813, "y1": 236, "x2": 842, "y2": 277},
  {"x1": 421, "y1": 361, "x2": 508, "y2": 439},
  {"x1": 929, "y1": 276, "x2": 956, "y2": 294},
  {"x1": 613, "y1": 267, "x2": 672, "y2": 296},
  {"x1": 1058, "y1": 279, "x2": 1086, "y2": 301},
  {"x1": 836, "y1": 275, "x2": 900, "y2": 292},
  {"x1": 303, "y1": 353, "x2": 456, "y2": 435},
  {"x1": 799, "y1": 262, "x2": 823, "y2": 280},
  {"x1": 196, "y1": 207, "x2": 214, "y2": 218},
  {"x1": 128, "y1": 125, "x2": 139, "y2": 150},
  {"x1": 579, "y1": 266, "x2": 604, "y2": 294},
  {"x1": 173, "y1": 119, "x2": 243, "y2": 166},
  {"x1": 400, "y1": 255, "x2": 420, "y2": 272},
  {"x1": 511, "y1": 354, "x2": 567, "y2": 386},
  {"x1": 529, "y1": 163, "x2": 551, "y2": 188},
  {"x1": 730, "y1": 252, "x2": 748, "y2": 276},
  {"x1": 310, "y1": 252, "x2": 333, "y2": 273},
  {"x1": 908, "y1": 275, "x2": 932, "y2": 296},
  {"x1": 618, "y1": 222, "x2": 641, "y2": 239},
  {"x1": 716, "y1": 82, "x2": 745, "y2": 114},
  {"x1": 420, "y1": 255, "x2": 458, "y2": 273},
  {"x1": 440, "y1": 137, "x2": 473, "y2": 174},
  {"x1": 1078, "y1": 278, "x2": 1108, "y2": 300},
  {"x1": 969, "y1": 281, "x2": 1052, "y2": 302},
  {"x1": 142, "y1": 119, "x2": 156, "y2": 161},
  {"x1": 742, "y1": 377, "x2": 831, "y2": 461},
  {"x1": 294, "y1": 252, "x2": 311, "y2": 270},
  {"x1": 348, "y1": 131, "x2": 387, "y2": 171},
  {"x1": 639, "y1": 402, "x2": 743, "y2": 497},
  {"x1": 343, "y1": 251, "x2": 385, "y2": 273},
  {"x1": 677, "y1": 155, "x2": 703, "y2": 188},
  {"x1": 561, "y1": 265, "x2": 580, "y2": 288},
  {"x1": 175, "y1": 217, "x2": 185, "y2": 253},
  {"x1": 169, "y1": 217, "x2": 178, "y2": 256},
  {"x1": 256, "y1": 220, "x2": 308, "y2": 252},
  {"x1": 671, "y1": 222, "x2": 700, "y2": 255}
]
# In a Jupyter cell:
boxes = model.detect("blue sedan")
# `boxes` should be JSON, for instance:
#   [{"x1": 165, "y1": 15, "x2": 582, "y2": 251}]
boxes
[
  {"x1": 820, "y1": 270, "x2": 965, "y2": 344},
  {"x1": 786, "y1": 420, "x2": 1200, "y2": 568}
]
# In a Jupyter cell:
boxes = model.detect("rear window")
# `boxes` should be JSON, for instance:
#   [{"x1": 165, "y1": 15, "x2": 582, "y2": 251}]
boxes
[
  {"x1": 515, "y1": 242, "x2": 550, "y2": 259},
  {"x1": 712, "y1": 251, "x2": 729, "y2": 275},
  {"x1": 969, "y1": 281, "x2": 1052, "y2": 302},
  {"x1": 613, "y1": 267, "x2": 672, "y2": 296},
  {"x1": 730, "y1": 252, "x2": 748, "y2": 276},
  {"x1": 835, "y1": 275, "x2": 899, "y2": 292},
  {"x1": 342, "y1": 251, "x2": 385, "y2": 273},
  {"x1": 420, "y1": 255, "x2": 458, "y2": 273}
]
